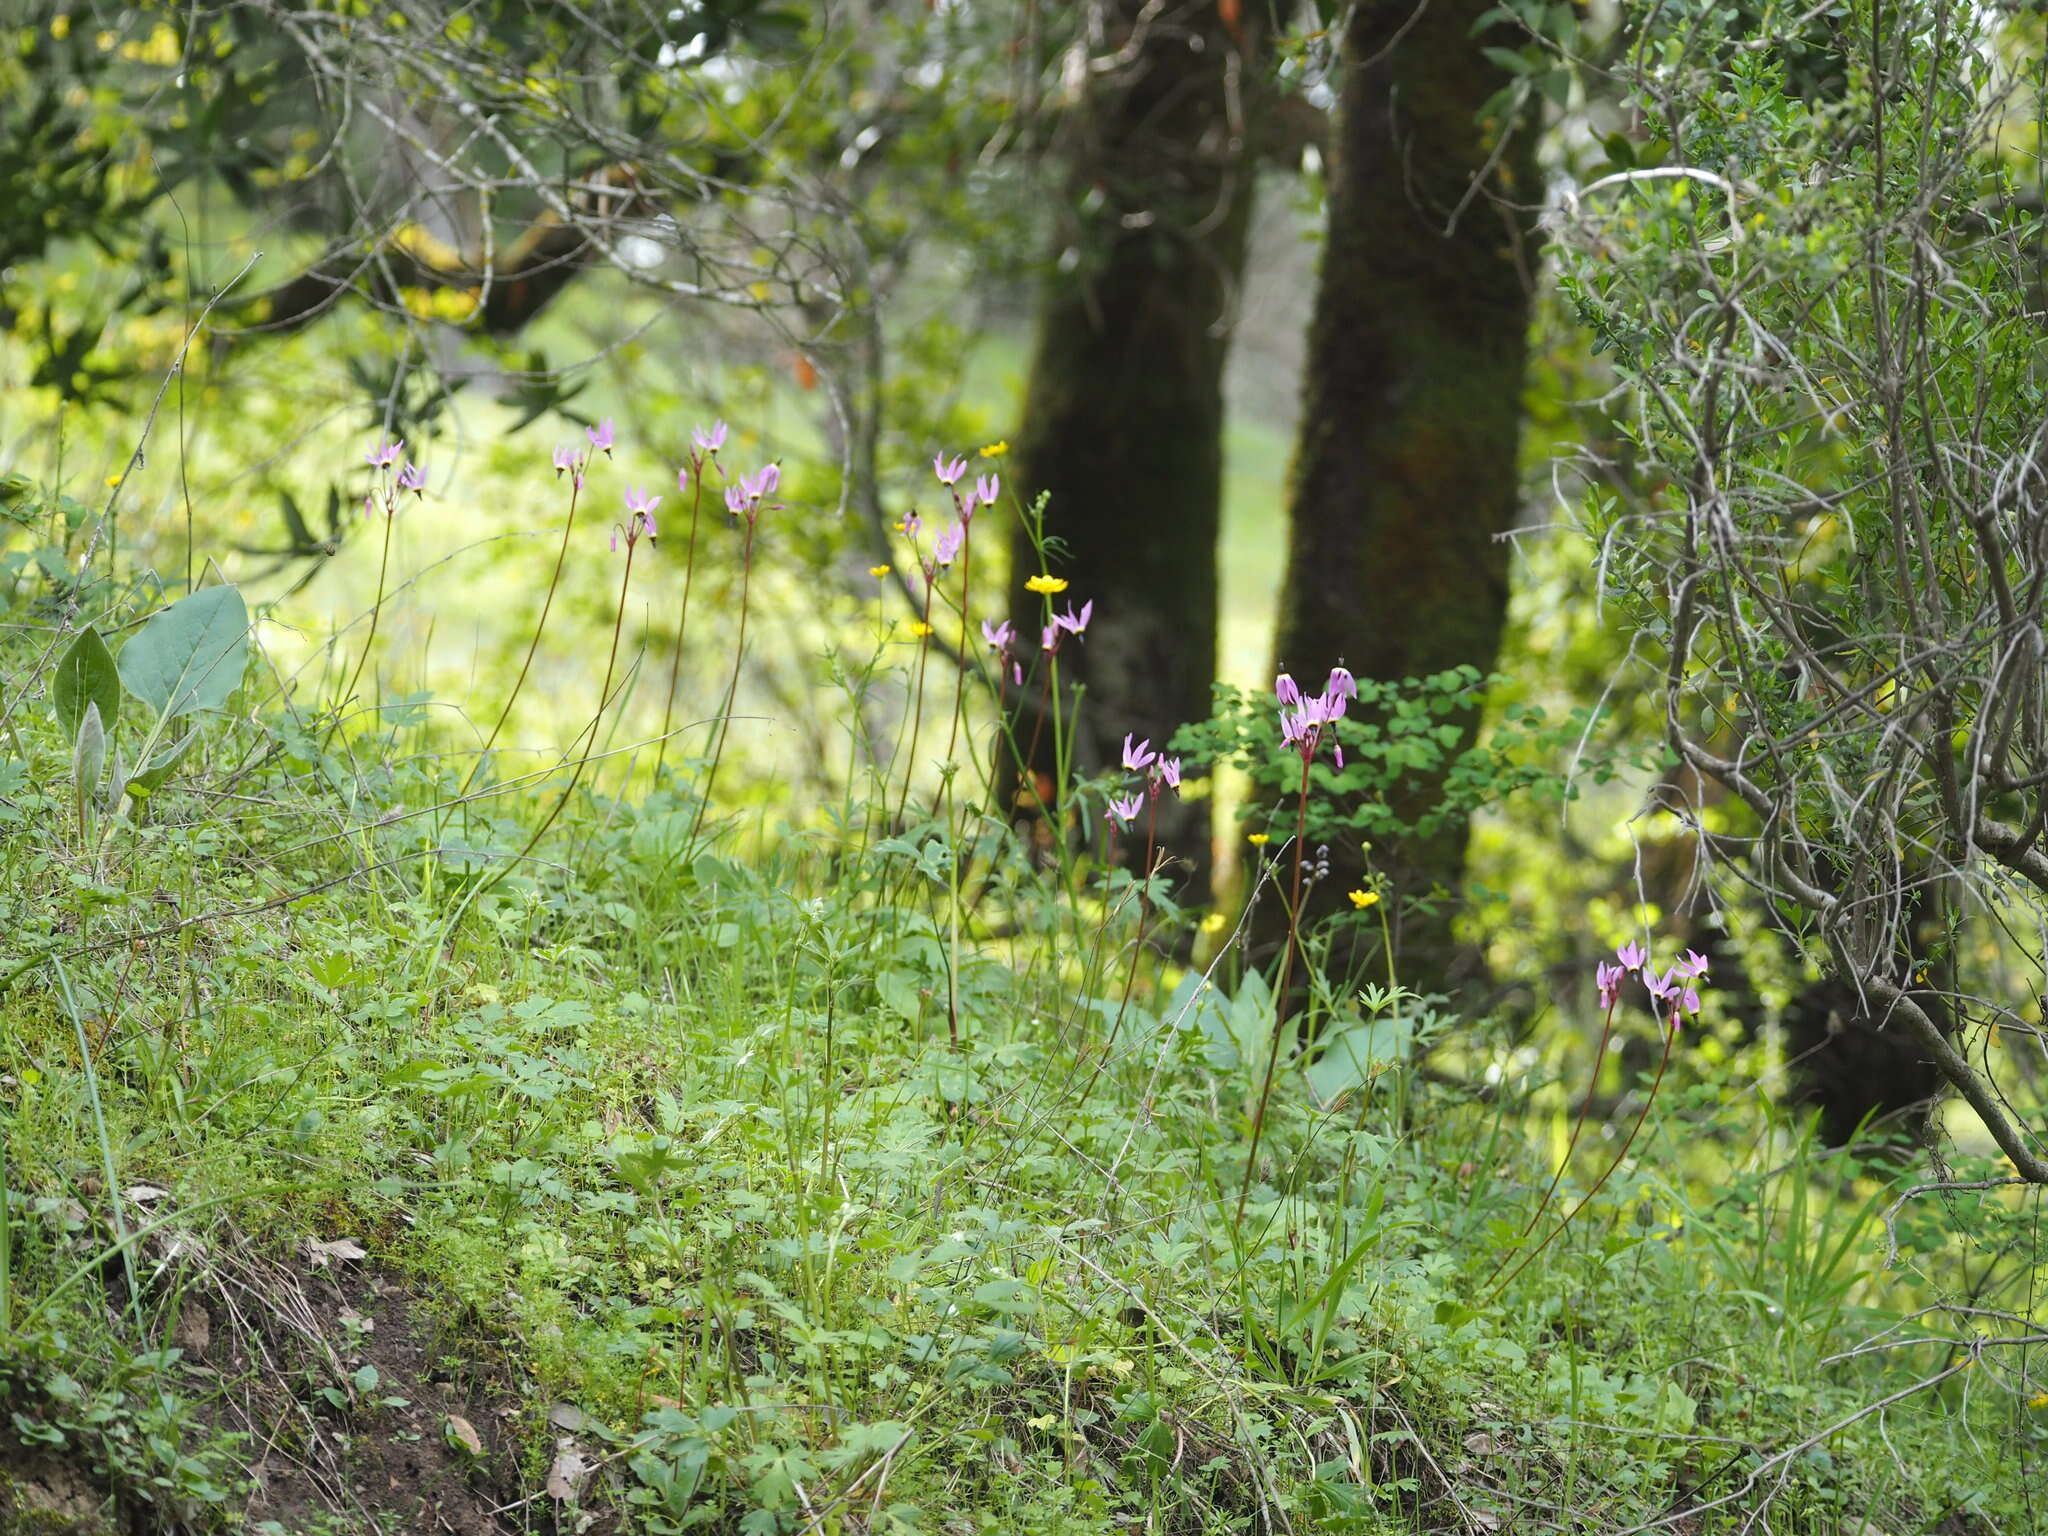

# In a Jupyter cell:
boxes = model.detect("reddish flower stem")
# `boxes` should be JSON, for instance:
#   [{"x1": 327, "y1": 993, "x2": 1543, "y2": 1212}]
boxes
[
  {"x1": 1236, "y1": 754, "x2": 1313, "y2": 1224},
  {"x1": 655, "y1": 454, "x2": 710, "y2": 782},
  {"x1": 1484, "y1": 1016, "x2": 1678, "y2": 1305}
]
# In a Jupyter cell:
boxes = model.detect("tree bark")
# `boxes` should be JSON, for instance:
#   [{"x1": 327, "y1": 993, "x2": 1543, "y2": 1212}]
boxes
[
  {"x1": 1267, "y1": 0, "x2": 1539, "y2": 997},
  {"x1": 1004, "y1": 0, "x2": 1264, "y2": 902}
]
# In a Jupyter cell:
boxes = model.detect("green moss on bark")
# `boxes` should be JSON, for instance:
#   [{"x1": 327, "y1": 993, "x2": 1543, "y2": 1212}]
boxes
[
  {"x1": 1005, "y1": 0, "x2": 1264, "y2": 901},
  {"x1": 1267, "y1": 0, "x2": 1541, "y2": 996}
]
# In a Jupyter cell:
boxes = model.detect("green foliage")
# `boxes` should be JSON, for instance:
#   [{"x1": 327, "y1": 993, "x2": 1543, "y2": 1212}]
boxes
[
  {"x1": 1557, "y1": 0, "x2": 2048, "y2": 1170},
  {"x1": 0, "y1": 431, "x2": 2040, "y2": 1534},
  {"x1": 114, "y1": 587, "x2": 248, "y2": 724},
  {"x1": 6, "y1": 0, "x2": 2048, "y2": 1498},
  {"x1": 49, "y1": 631, "x2": 118, "y2": 745},
  {"x1": 0, "y1": 1322, "x2": 246, "y2": 1525},
  {"x1": 1177, "y1": 668, "x2": 1629, "y2": 851}
]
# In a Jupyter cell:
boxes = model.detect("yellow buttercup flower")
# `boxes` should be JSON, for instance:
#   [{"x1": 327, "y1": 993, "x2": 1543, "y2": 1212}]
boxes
[
  {"x1": 1247, "y1": 833, "x2": 1270, "y2": 847},
  {"x1": 2031, "y1": 1391, "x2": 2048, "y2": 1409},
  {"x1": 1348, "y1": 890, "x2": 1379, "y2": 910},
  {"x1": 869, "y1": 564, "x2": 890, "y2": 577},
  {"x1": 909, "y1": 621, "x2": 934, "y2": 638},
  {"x1": 1025, "y1": 574, "x2": 1068, "y2": 595},
  {"x1": 980, "y1": 440, "x2": 1009, "y2": 459}
]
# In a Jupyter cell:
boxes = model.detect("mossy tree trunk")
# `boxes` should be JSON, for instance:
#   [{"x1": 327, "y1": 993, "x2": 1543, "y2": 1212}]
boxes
[
  {"x1": 1004, "y1": 0, "x2": 1264, "y2": 903},
  {"x1": 1265, "y1": 0, "x2": 1539, "y2": 998}
]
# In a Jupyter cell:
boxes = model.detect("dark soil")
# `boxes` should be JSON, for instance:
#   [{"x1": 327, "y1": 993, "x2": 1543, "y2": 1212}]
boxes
[
  {"x1": 233, "y1": 1263, "x2": 523, "y2": 1535},
  {"x1": 0, "y1": 1453, "x2": 111, "y2": 1534},
  {"x1": 3, "y1": 1253, "x2": 547, "y2": 1536}
]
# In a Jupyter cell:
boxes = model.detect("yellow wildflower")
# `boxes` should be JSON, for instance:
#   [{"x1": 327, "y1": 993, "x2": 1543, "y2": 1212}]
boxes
[
  {"x1": 980, "y1": 440, "x2": 1009, "y2": 459},
  {"x1": 2031, "y1": 1391, "x2": 2048, "y2": 1409},
  {"x1": 1247, "y1": 833, "x2": 1270, "y2": 847},
  {"x1": 869, "y1": 564, "x2": 890, "y2": 577},
  {"x1": 1025, "y1": 574, "x2": 1068, "y2": 595},
  {"x1": 104, "y1": 474, "x2": 122, "y2": 487},
  {"x1": 1348, "y1": 890, "x2": 1379, "y2": 910},
  {"x1": 909, "y1": 621, "x2": 933, "y2": 638},
  {"x1": 1200, "y1": 911, "x2": 1227, "y2": 935}
]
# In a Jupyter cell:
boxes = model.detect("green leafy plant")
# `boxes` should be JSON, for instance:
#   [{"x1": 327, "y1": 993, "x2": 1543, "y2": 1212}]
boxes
[{"x1": 109, "y1": 583, "x2": 249, "y2": 815}]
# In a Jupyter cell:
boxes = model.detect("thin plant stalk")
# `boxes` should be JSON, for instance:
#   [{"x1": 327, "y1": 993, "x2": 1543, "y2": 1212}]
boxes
[
  {"x1": 853, "y1": 577, "x2": 896, "y2": 863},
  {"x1": 52, "y1": 958, "x2": 142, "y2": 1330},
  {"x1": 691, "y1": 509, "x2": 758, "y2": 846},
  {"x1": 941, "y1": 520, "x2": 976, "y2": 1054},
  {"x1": 944, "y1": 766, "x2": 962, "y2": 1052},
  {"x1": 890, "y1": 568, "x2": 938, "y2": 833},
  {"x1": 1484, "y1": 1021, "x2": 1678, "y2": 1305},
  {"x1": 465, "y1": 465, "x2": 585, "y2": 793},
  {"x1": 943, "y1": 523, "x2": 975, "y2": 774},
  {"x1": 516, "y1": 536, "x2": 643, "y2": 858},
  {"x1": 0, "y1": 1133, "x2": 10, "y2": 1333},
  {"x1": 1071, "y1": 795, "x2": 1159, "y2": 1120},
  {"x1": 1236, "y1": 755, "x2": 1313, "y2": 1224},
  {"x1": 427, "y1": 531, "x2": 645, "y2": 967},
  {"x1": 327, "y1": 500, "x2": 396, "y2": 747},
  {"x1": 655, "y1": 454, "x2": 711, "y2": 784},
  {"x1": 1045, "y1": 648, "x2": 1069, "y2": 841},
  {"x1": 1511, "y1": 997, "x2": 1622, "y2": 1246}
]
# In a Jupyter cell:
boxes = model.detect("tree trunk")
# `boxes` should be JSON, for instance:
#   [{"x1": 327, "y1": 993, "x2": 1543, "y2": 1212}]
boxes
[
  {"x1": 1004, "y1": 0, "x2": 1263, "y2": 902},
  {"x1": 1266, "y1": 0, "x2": 1539, "y2": 998}
]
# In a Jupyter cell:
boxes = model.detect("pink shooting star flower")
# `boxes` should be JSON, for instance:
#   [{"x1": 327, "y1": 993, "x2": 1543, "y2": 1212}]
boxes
[
  {"x1": 1616, "y1": 940, "x2": 1647, "y2": 973},
  {"x1": 724, "y1": 485, "x2": 748, "y2": 517},
  {"x1": 900, "y1": 509, "x2": 923, "y2": 540},
  {"x1": 366, "y1": 438, "x2": 404, "y2": 470},
  {"x1": 1041, "y1": 622, "x2": 1060, "y2": 653},
  {"x1": 1105, "y1": 793, "x2": 1144, "y2": 830},
  {"x1": 1596, "y1": 960, "x2": 1624, "y2": 1010},
  {"x1": 553, "y1": 443, "x2": 579, "y2": 478},
  {"x1": 1279, "y1": 678, "x2": 1349, "y2": 770},
  {"x1": 396, "y1": 461, "x2": 427, "y2": 496},
  {"x1": 983, "y1": 616, "x2": 1023, "y2": 681},
  {"x1": 933, "y1": 452, "x2": 967, "y2": 485},
  {"x1": 1674, "y1": 949, "x2": 1710, "y2": 979},
  {"x1": 1053, "y1": 599, "x2": 1094, "y2": 638},
  {"x1": 740, "y1": 463, "x2": 780, "y2": 500},
  {"x1": 693, "y1": 420, "x2": 728, "y2": 453},
  {"x1": 1642, "y1": 964, "x2": 1701, "y2": 1028},
  {"x1": 1156, "y1": 756, "x2": 1182, "y2": 793},
  {"x1": 1122, "y1": 734, "x2": 1156, "y2": 774},
  {"x1": 612, "y1": 516, "x2": 656, "y2": 551},
  {"x1": 624, "y1": 485, "x2": 662, "y2": 526},
  {"x1": 975, "y1": 473, "x2": 1000, "y2": 508},
  {"x1": 587, "y1": 418, "x2": 615, "y2": 457},
  {"x1": 1326, "y1": 666, "x2": 1357, "y2": 705},
  {"x1": 611, "y1": 488, "x2": 660, "y2": 551},
  {"x1": 933, "y1": 521, "x2": 965, "y2": 567},
  {"x1": 677, "y1": 466, "x2": 691, "y2": 494},
  {"x1": 1318, "y1": 677, "x2": 1353, "y2": 730}
]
